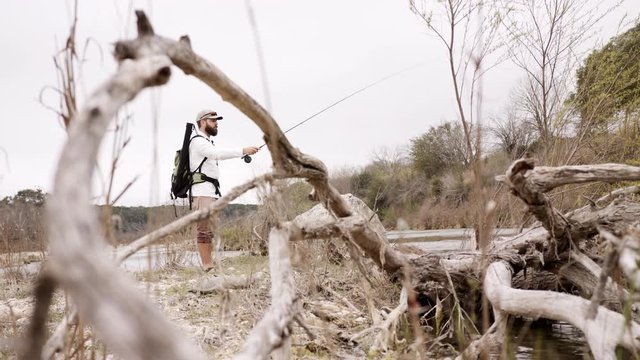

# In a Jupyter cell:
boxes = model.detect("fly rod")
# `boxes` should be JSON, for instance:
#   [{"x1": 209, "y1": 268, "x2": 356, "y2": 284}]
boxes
[{"x1": 242, "y1": 62, "x2": 425, "y2": 163}]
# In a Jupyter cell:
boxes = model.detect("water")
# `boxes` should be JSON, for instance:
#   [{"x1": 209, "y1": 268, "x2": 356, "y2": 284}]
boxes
[
  {"x1": 508, "y1": 320, "x2": 590, "y2": 359},
  {"x1": 117, "y1": 248, "x2": 243, "y2": 272},
  {"x1": 400, "y1": 233, "x2": 592, "y2": 359},
  {"x1": 0, "y1": 248, "x2": 244, "y2": 275}
]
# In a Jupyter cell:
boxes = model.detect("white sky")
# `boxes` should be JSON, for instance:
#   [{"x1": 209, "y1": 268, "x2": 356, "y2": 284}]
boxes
[{"x1": 0, "y1": 0, "x2": 638, "y2": 206}]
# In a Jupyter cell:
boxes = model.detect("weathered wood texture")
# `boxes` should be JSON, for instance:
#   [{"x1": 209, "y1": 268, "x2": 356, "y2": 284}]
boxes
[
  {"x1": 36, "y1": 8, "x2": 640, "y2": 360},
  {"x1": 485, "y1": 261, "x2": 640, "y2": 360},
  {"x1": 402, "y1": 159, "x2": 640, "y2": 358},
  {"x1": 39, "y1": 9, "x2": 409, "y2": 360},
  {"x1": 294, "y1": 194, "x2": 406, "y2": 275},
  {"x1": 45, "y1": 54, "x2": 207, "y2": 360},
  {"x1": 233, "y1": 225, "x2": 298, "y2": 360}
]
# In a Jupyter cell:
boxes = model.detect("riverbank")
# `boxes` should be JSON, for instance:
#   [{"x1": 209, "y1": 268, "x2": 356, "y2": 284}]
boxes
[
  {"x1": 0, "y1": 235, "x2": 591, "y2": 359},
  {"x1": 0, "y1": 241, "x2": 409, "y2": 359}
]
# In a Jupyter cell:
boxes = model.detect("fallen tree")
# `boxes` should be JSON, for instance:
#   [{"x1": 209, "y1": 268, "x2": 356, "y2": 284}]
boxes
[
  {"x1": 24, "y1": 9, "x2": 640, "y2": 360},
  {"x1": 293, "y1": 172, "x2": 640, "y2": 359},
  {"x1": 410, "y1": 160, "x2": 640, "y2": 359}
]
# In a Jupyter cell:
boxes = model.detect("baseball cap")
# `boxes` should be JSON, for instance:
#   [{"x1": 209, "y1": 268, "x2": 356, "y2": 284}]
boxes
[{"x1": 196, "y1": 109, "x2": 223, "y2": 122}]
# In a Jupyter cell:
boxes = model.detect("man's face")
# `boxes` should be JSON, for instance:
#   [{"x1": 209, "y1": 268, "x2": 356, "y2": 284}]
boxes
[{"x1": 204, "y1": 118, "x2": 218, "y2": 136}]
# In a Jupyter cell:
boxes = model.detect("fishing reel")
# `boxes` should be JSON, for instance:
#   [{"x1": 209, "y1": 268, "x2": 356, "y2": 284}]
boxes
[{"x1": 242, "y1": 155, "x2": 252, "y2": 163}]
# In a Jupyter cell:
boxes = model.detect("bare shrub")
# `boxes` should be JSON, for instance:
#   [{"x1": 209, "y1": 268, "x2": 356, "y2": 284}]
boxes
[
  {"x1": 416, "y1": 198, "x2": 474, "y2": 229},
  {"x1": 328, "y1": 166, "x2": 360, "y2": 195},
  {"x1": 411, "y1": 151, "x2": 529, "y2": 230},
  {"x1": 339, "y1": 148, "x2": 428, "y2": 228},
  {"x1": 219, "y1": 219, "x2": 253, "y2": 251},
  {"x1": 0, "y1": 189, "x2": 47, "y2": 254},
  {"x1": 490, "y1": 98, "x2": 537, "y2": 160},
  {"x1": 501, "y1": 0, "x2": 623, "y2": 163},
  {"x1": 251, "y1": 180, "x2": 315, "y2": 254}
]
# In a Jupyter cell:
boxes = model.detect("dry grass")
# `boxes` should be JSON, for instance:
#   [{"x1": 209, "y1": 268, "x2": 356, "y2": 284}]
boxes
[
  {"x1": 0, "y1": 245, "x2": 414, "y2": 359},
  {"x1": 6, "y1": 142, "x2": 634, "y2": 358}
]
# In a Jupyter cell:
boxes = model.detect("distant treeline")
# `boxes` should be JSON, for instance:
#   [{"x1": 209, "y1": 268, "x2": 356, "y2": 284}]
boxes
[{"x1": 0, "y1": 188, "x2": 257, "y2": 252}]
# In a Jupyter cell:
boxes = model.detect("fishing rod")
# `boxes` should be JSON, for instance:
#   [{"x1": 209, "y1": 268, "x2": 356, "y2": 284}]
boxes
[{"x1": 242, "y1": 62, "x2": 425, "y2": 163}]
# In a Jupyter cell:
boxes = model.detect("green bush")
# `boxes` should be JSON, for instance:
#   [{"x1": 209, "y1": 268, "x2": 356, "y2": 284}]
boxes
[{"x1": 409, "y1": 122, "x2": 468, "y2": 178}]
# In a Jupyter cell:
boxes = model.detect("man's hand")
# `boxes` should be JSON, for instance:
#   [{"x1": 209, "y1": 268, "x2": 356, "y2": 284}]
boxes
[{"x1": 243, "y1": 146, "x2": 259, "y2": 156}]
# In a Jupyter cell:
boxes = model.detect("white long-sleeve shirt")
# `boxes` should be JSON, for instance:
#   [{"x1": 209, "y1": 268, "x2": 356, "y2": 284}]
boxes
[{"x1": 189, "y1": 128, "x2": 244, "y2": 198}]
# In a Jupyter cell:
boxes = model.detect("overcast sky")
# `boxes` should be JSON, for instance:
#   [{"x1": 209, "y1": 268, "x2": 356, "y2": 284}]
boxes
[{"x1": 1, "y1": 1, "x2": 638, "y2": 206}]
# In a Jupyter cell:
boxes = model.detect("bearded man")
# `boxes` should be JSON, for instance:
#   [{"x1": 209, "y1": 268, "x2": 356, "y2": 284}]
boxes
[{"x1": 189, "y1": 109, "x2": 259, "y2": 271}]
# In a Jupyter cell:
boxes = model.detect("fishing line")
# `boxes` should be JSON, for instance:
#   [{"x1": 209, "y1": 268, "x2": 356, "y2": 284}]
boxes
[{"x1": 243, "y1": 62, "x2": 426, "y2": 163}]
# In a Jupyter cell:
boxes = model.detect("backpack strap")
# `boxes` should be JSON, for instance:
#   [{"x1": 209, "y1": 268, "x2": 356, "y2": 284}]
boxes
[
  {"x1": 191, "y1": 172, "x2": 222, "y2": 197},
  {"x1": 200, "y1": 175, "x2": 222, "y2": 197},
  {"x1": 190, "y1": 135, "x2": 209, "y2": 172},
  {"x1": 195, "y1": 157, "x2": 207, "y2": 172}
]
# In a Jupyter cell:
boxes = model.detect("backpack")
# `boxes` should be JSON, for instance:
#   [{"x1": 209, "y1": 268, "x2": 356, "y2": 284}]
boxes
[{"x1": 170, "y1": 123, "x2": 221, "y2": 205}]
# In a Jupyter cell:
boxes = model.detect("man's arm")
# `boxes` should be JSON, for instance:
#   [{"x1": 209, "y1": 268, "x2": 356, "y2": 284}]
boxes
[
  {"x1": 192, "y1": 137, "x2": 259, "y2": 160},
  {"x1": 243, "y1": 146, "x2": 259, "y2": 156}
]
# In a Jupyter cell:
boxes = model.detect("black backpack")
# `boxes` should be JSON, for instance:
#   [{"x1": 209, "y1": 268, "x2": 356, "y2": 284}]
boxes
[{"x1": 170, "y1": 123, "x2": 221, "y2": 205}]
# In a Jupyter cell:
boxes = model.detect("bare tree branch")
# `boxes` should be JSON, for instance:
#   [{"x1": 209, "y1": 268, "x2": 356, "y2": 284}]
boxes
[
  {"x1": 41, "y1": 308, "x2": 78, "y2": 360},
  {"x1": 603, "y1": 227, "x2": 640, "y2": 290},
  {"x1": 504, "y1": 157, "x2": 576, "y2": 250},
  {"x1": 586, "y1": 238, "x2": 620, "y2": 319},
  {"x1": 46, "y1": 54, "x2": 206, "y2": 360},
  {"x1": 40, "y1": 9, "x2": 411, "y2": 358},
  {"x1": 20, "y1": 271, "x2": 57, "y2": 360},
  {"x1": 522, "y1": 163, "x2": 640, "y2": 192},
  {"x1": 233, "y1": 224, "x2": 299, "y2": 360}
]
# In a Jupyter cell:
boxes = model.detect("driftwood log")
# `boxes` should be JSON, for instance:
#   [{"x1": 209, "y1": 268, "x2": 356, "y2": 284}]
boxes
[
  {"x1": 286, "y1": 161, "x2": 640, "y2": 359},
  {"x1": 31, "y1": 10, "x2": 408, "y2": 360},
  {"x1": 27, "y1": 8, "x2": 640, "y2": 360},
  {"x1": 413, "y1": 160, "x2": 640, "y2": 359}
]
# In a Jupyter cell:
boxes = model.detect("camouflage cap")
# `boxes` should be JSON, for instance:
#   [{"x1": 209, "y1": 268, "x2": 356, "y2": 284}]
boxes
[{"x1": 195, "y1": 109, "x2": 223, "y2": 122}]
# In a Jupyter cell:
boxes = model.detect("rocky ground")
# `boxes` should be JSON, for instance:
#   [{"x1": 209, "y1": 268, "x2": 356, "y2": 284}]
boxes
[{"x1": 0, "y1": 240, "x2": 427, "y2": 359}]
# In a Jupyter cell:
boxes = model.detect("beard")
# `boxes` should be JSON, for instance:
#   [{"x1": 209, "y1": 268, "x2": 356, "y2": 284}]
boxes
[{"x1": 205, "y1": 124, "x2": 218, "y2": 136}]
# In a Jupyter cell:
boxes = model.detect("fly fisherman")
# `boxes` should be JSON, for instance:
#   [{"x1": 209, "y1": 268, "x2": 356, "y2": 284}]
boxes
[{"x1": 190, "y1": 109, "x2": 259, "y2": 272}]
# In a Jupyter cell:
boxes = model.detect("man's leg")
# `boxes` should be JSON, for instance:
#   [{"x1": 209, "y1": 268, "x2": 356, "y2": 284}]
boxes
[
  {"x1": 194, "y1": 196, "x2": 214, "y2": 270},
  {"x1": 198, "y1": 242, "x2": 213, "y2": 270}
]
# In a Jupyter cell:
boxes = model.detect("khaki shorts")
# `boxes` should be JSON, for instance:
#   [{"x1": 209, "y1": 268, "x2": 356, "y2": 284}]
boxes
[{"x1": 193, "y1": 196, "x2": 216, "y2": 244}]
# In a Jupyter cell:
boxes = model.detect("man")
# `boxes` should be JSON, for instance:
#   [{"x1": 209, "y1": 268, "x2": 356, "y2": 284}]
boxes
[{"x1": 190, "y1": 109, "x2": 259, "y2": 271}]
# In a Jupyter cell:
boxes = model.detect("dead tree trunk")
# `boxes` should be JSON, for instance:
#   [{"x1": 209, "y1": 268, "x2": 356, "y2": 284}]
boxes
[
  {"x1": 292, "y1": 158, "x2": 640, "y2": 358},
  {"x1": 29, "y1": 8, "x2": 640, "y2": 360},
  {"x1": 32, "y1": 10, "x2": 406, "y2": 360}
]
